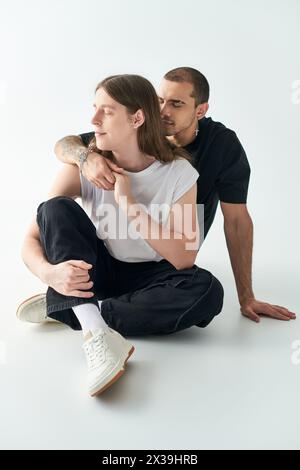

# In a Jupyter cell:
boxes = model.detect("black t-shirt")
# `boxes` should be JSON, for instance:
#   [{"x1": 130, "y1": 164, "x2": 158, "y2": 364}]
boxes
[
  {"x1": 79, "y1": 117, "x2": 251, "y2": 238},
  {"x1": 184, "y1": 117, "x2": 251, "y2": 237}
]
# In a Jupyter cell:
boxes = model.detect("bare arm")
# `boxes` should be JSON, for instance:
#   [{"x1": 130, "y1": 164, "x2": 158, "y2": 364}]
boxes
[
  {"x1": 21, "y1": 164, "x2": 82, "y2": 284},
  {"x1": 21, "y1": 218, "x2": 52, "y2": 284},
  {"x1": 221, "y1": 202, "x2": 296, "y2": 322},
  {"x1": 221, "y1": 202, "x2": 254, "y2": 304},
  {"x1": 125, "y1": 183, "x2": 200, "y2": 270},
  {"x1": 54, "y1": 135, "x2": 86, "y2": 167},
  {"x1": 54, "y1": 135, "x2": 125, "y2": 190}
]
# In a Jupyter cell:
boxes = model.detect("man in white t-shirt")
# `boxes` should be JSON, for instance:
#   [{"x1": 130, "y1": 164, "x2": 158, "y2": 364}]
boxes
[{"x1": 18, "y1": 74, "x2": 224, "y2": 396}]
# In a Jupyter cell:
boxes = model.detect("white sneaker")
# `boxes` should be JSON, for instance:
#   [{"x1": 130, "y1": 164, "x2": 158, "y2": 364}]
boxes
[
  {"x1": 83, "y1": 327, "x2": 135, "y2": 396},
  {"x1": 16, "y1": 294, "x2": 59, "y2": 324}
]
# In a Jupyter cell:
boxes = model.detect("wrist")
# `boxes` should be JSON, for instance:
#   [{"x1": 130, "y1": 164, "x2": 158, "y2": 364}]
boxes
[
  {"x1": 239, "y1": 294, "x2": 255, "y2": 306},
  {"x1": 77, "y1": 150, "x2": 104, "y2": 171},
  {"x1": 39, "y1": 261, "x2": 53, "y2": 285},
  {"x1": 71, "y1": 146, "x2": 86, "y2": 168},
  {"x1": 77, "y1": 148, "x2": 90, "y2": 172},
  {"x1": 118, "y1": 196, "x2": 136, "y2": 214},
  {"x1": 127, "y1": 196, "x2": 136, "y2": 207},
  {"x1": 125, "y1": 197, "x2": 137, "y2": 213}
]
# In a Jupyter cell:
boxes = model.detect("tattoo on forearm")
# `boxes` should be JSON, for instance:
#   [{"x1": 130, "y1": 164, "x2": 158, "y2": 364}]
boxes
[{"x1": 60, "y1": 136, "x2": 87, "y2": 163}]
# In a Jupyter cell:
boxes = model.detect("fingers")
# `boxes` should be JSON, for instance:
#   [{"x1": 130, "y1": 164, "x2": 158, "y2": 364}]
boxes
[
  {"x1": 242, "y1": 303, "x2": 296, "y2": 322},
  {"x1": 68, "y1": 260, "x2": 92, "y2": 270},
  {"x1": 259, "y1": 304, "x2": 292, "y2": 321},
  {"x1": 72, "y1": 268, "x2": 90, "y2": 280},
  {"x1": 91, "y1": 177, "x2": 115, "y2": 191},
  {"x1": 70, "y1": 280, "x2": 94, "y2": 290},
  {"x1": 106, "y1": 159, "x2": 125, "y2": 173},
  {"x1": 96, "y1": 170, "x2": 116, "y2": 185},
  {"x1": 241, "y1": 307, "x2": 260, "y2": 323},
  {"x1": 266, "y1": 309, "x2": 290, "y2": 320},
  {"x1": 104, "y1": 170, "x2": 116, "y2": 184},
  {"x1": 68, "y1": 290, "x2": 94, "y2": 298},
  {"x1": 64, "y1": 279, "x2": 94, "y2": 297},
  {"x1": 84, "y1": 155, "x2": 124, "y2": 188},
  {"x1": 73, "y1": 275, "x2": 90, "y2": 282},
  {"x1": 267, "y1": 307, "x2": 293, "y2": 320},
  {"x1": 112, "y1": 171, "x2": 125, "y2": 178},
  {"x1": 99, "y1": 178, "x2": 115, "y2": 190},
  {"x1": 273, "y1": 305, "x2": 296, "y2": 319}
]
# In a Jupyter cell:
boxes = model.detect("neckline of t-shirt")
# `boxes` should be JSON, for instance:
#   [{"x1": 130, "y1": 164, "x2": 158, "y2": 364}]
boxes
[
  {"x1": 184, "y1": 116, "x2": 210, "y2": 151},
  {"x1": 122, "y1": 159, "x2": 161, "y2": 177}
]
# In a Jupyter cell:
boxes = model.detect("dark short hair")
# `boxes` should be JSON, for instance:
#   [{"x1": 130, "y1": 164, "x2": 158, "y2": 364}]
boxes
[{"x1": 164, "y1": 67, "x2": 210, "y2": 105}]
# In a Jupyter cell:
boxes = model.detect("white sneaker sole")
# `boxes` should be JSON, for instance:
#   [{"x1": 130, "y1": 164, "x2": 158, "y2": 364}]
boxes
[
  {"x1": 90, "y1": 343, "x2": 135, "y2": 397},
  {"x1": 16, "y1": 293, "x2": 59, "y2": 324}
]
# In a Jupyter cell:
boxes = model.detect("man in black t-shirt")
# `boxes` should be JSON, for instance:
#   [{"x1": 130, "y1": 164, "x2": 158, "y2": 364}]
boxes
[
  {"x1": 184, "y1": 117, "x2": 250, "y2": 239},
  {"x1": 54, "y1": 67, "x2": 295, "y2": 324}
]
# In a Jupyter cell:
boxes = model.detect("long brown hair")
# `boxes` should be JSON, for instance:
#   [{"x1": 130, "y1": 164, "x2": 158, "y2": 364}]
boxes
[{"x1": 88, "y1": 74, "x2": 191, "y2": 163}]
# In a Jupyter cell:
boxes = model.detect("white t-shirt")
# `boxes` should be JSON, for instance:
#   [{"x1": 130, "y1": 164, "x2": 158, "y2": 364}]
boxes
[{"x1": 80, "y1": 157, "x2": 199, "y2": 263}]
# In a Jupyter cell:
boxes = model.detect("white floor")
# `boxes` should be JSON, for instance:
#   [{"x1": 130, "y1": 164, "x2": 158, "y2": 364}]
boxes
[
  {"x1": 1, "y1": 210, "x2": 299, "y2": 450},
  {"x1": 1, "y1": 265, "x2": 299, "y2": 448}
]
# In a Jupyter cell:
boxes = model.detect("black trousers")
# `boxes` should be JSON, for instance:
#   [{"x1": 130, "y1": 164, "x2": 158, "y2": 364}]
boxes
[{"x1": 36, "y1": 196, "x2": 224, "y2": 337}]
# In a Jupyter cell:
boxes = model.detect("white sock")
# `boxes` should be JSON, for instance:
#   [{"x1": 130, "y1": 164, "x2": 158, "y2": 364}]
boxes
[{"x1": 72, "y1": 301, "x2": 108, "y2": 336}]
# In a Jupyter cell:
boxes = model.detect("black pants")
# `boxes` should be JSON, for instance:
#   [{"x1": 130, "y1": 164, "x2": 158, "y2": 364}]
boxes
[{"x1": 36, "y1": 196, "x2": 224, "y2": 337}]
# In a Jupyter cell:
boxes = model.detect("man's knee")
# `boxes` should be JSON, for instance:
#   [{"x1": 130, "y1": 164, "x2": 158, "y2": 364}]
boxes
[
  {"x1": 211, "y1": 276, "x2": 224, "y2": 315},
  {"x1": 195, "y1": 274, "x2": 224, "y2": 328},
  {"x1": 37, "y1": 196, "x2": 77, "y2": 219},
  {"x1": 192, "y1": 268, "x2": 223, "y2": 308}
]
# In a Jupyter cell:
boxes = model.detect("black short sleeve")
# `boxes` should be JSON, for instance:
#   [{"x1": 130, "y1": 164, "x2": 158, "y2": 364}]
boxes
[
  {"x1": 79, "y1": 131, "x2": 95, "y2": 147},
  {"x1": 216, "y1": 131, "x2": 251, "y2": 203}
]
